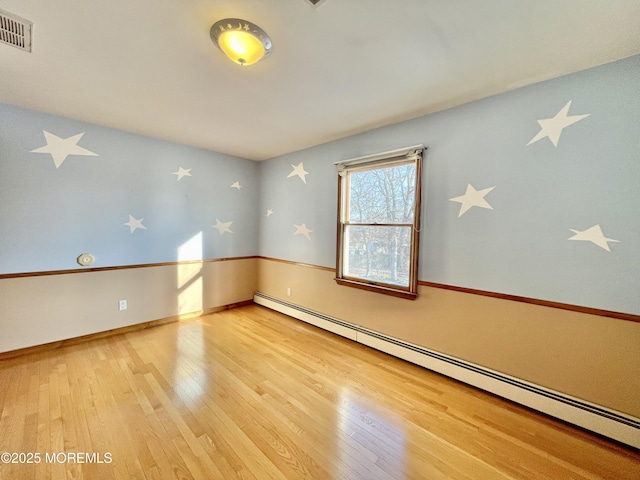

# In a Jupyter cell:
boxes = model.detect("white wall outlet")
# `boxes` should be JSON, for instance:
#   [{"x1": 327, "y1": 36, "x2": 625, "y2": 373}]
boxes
[
  {"x1": 119, "y1": 300, "x2": 127, "y2": 311},
  {"x1": 287, "y1": 288, "x2": 291, "y2": 296}
]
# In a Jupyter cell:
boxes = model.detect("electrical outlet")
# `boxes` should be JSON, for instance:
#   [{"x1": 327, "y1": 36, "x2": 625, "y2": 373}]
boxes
[
  {"x1": 119, "y1": 300, "x2": 127, "y2": 311},
  {"x1": 287, "y1": 288, "x2": 291, "y2": 296}
]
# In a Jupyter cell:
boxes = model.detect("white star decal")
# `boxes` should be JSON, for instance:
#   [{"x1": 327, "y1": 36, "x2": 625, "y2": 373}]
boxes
[
  {"x1": 230, "y1": 181, "x2": 242, "y2": 190},
  {"x1": 568, "y1": 225, "x2": 619, "y2": 252},
  {"x1": 172, "y1": 167, "x2": 192, "y2": 180},
  {"x1": 266, "y1": 209, "x2": 274, "y2": 217},
  {"x1": 449, "y1": 184, "x2": 495, "y2": 217},
  {"x1": 213, "y1": 219, "x2": 233, "y2": 235},
  {"x1": 527, "y1": 101, "x2": 590, "y2": 147},
  {"x1": 287, "y1": 162, "x2": 309, "y2": 184},
  {"x1": 294, "y1": 223, "x2": 312, "y2": 240},
  {"x1": 30, "y1": 131, "x2": 98, "y2": 168},
  {"x1": 123, "y1": 215, "x2": 147, "y2": 233}
]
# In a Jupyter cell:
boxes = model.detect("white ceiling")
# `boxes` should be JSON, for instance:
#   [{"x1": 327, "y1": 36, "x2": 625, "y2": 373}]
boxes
[{"x1": 1, "y1": 0, "x2": 639, "y2": 161}]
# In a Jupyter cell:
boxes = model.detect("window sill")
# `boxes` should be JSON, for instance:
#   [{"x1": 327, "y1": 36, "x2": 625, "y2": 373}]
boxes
[{"x1": 334, "y1": 277, "x2": 418, "y2": 300}]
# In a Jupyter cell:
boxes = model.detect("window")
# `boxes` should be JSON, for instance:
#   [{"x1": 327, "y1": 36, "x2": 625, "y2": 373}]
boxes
[{"x1": 335, "y1": 146, "x2": 423, "y2": 299}]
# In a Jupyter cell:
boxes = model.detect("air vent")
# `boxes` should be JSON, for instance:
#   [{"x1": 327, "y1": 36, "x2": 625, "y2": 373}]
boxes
[{"x1": 0, "y1": 9, "x2": 32, "y2": 52}]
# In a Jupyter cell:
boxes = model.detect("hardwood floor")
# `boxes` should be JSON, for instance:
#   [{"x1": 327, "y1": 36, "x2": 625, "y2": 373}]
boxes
[{"x1": 0, "y1": 304, "x2": 638, "y2": 479}]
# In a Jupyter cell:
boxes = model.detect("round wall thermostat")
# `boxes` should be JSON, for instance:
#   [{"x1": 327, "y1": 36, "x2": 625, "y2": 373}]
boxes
[{"x1": 77, "y1": 253, "x2": 95, "y2": 266}]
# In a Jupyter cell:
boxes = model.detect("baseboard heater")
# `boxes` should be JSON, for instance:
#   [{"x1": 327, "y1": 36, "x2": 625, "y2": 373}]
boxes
[{"x1": 253, "y1": 292, "x2": 640, "y2": 449}]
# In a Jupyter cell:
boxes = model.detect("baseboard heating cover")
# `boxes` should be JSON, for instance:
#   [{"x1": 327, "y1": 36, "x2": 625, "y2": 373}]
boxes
[{"x1": 253, "y1": 292, "x2": 640, "y2": 449}]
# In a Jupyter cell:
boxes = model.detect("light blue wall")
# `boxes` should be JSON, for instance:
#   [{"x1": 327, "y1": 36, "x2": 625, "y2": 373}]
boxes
[
  {"x1": 2, "y1": 56, "x2": 638, "y2": 315},
  {"x1": 0, "y1": 105, "x2": 259, "y2": 273},
  {"x1": 259, "y1": 55, "x2": 640, "y2": 315}
]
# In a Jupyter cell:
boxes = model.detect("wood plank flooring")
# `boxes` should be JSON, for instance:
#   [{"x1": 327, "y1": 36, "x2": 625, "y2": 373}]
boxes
[{"x1": 0, "y1": 304, "x2": 638, "y2": 479}]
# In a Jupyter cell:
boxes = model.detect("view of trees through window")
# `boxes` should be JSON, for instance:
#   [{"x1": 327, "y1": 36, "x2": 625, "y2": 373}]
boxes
[{"x1": 343, "y1": 161, "x2": 416, "y2": 287}]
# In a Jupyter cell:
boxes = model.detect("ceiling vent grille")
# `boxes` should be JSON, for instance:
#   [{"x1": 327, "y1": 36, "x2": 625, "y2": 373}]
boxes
[{"x1": 0, "y1": 9, "x2": 32, "y2": 52}]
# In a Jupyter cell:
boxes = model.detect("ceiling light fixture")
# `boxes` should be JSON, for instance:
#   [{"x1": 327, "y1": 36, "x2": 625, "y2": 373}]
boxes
[{"x1": 210, "y1": 18, "x2": 272, "y2": 66}]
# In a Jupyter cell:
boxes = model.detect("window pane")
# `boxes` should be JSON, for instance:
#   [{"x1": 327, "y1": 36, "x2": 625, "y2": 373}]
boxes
[
  {"x1": 348, "y1": 162, "x2": 416, "y2": 224},
  {"x1": 343, "y1": 225, "x2": 411, "y2": 287}
]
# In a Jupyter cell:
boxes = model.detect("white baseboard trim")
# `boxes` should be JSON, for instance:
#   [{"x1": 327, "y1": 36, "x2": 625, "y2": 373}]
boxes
[{"x1": 254, "y1": 292, "x2": 640, "y2": 449}]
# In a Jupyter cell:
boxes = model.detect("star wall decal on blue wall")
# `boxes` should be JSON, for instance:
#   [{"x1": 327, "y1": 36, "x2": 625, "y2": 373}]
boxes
[
  {"x1": 527, "y1": 101, "x2": 590, "y2": 147},
  {"x1": 449, "y1": 184, "x2": 495, "y2": 217},
  {"x1": 213, "y1": 219, "x2": 233, "y2": 235},
  {"x1": 568, "y1": 225, "x2": 619, "y2": 252},
  {"x1": 172, "y1": 167, "x2": 192, "y2": 180},
  {"x1": 30, "y1": 131, "x2": 98, "y2": 168},
  {"x1": 293, "y1": 223, "x2": 312, "y2": 240},
  {"x1": 287, "y1": 162, "x2": 309, "y2": 184},
  {"x1": 123, "y1": 215, "x2": 147, "y2": 233}
]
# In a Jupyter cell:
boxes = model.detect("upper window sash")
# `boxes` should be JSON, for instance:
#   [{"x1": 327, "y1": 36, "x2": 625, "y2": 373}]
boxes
[{"x1": 343, "y1": 159, "x2": 417, "y2": 225}]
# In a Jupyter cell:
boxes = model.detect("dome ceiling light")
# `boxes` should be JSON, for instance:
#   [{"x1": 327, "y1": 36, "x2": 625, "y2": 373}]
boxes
[{"x1": 210, "y1": 18, "x2": 272, "y2": 66}]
